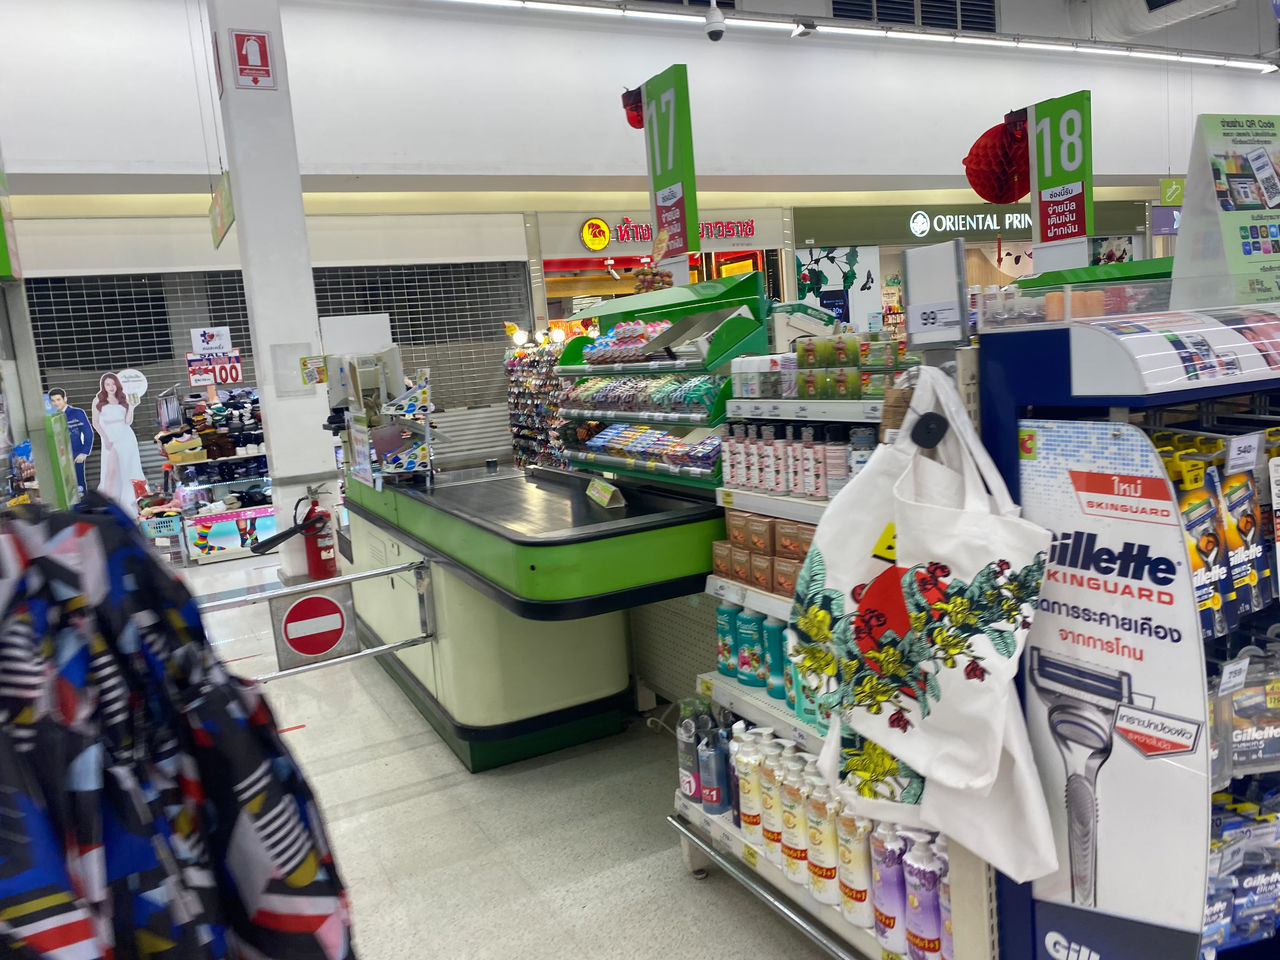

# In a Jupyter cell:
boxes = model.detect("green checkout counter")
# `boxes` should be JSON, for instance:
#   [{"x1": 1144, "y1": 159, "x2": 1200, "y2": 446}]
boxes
[
  {"x1": 346, "y1": 467, "x2": 723, "y2": 771},
  {"x1": 344, "y1": 274, "x2": 771, "y2": 771}
]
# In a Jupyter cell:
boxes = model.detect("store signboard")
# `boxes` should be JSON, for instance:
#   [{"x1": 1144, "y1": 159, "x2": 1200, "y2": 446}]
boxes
[
  {"x1": 1151, "y1": 205, "x2": 1181, "y2": 236},
  {"x1": 0, "y1": 143, "x2": 21, "y2": 282},
  {"x1": 209, "y1": 171, "x2": 235, "y2": 249},
  {"x1": 540, "y1": 209, "x2": 783, "y2": 259},
  {"x1": 1159, "y1": 177, "x2": 1186, "y2": 206},
  {"x1": 1019, "y1": 419, "x2": 1207, "y2": 951},
  {"x1": 186, "y1": 350, "x2": 243, "y2": 387},
  {"x1": 1027, "y1": 90, "x2": 1094, "y2": 269},
  {"x1": 641, "y1": 64, "x2": 699, "y2": 260},
  {"x1": 191, "y1": 327, "x2": 233, "y2": 354},
  {"x1": 793, "y1": 202, "x2": 1146, "y2": 249},
  {"x1": 1171, "y1": 113, "x2": 1280, "y2": 308}
]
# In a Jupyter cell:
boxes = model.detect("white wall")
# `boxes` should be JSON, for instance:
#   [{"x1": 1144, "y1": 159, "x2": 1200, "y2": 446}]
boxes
[{"x1": 2, "y1": 0, "x2": 1280, "y2": 191}]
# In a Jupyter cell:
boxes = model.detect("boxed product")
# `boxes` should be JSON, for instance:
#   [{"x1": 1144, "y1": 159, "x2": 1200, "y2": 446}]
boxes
[
  {"x1": 773, "y1": 557, "x2": 801, "y2": 598},
  {"x1": 712, "y1": 540, "x2": 732, "y2": 579},
  {"x1": 727, "y1": 511, "x2": 751, "y2": 548},
  {"x1": 731, "y1": 546, "x2": 752, "y2": 584},
  {"x1": 860, "y1": 372, "x2": 891, "y2": 400},
  {"x1": 775, "y1": 521, "x2": 806, "y2": 559},
  {"x1": 750, "y1": 554, "x2": 774, "y2": 593},
  {"x1": 795, "y1": 522, "x2": 816, "y2": 558},
  {"x1": 747, "y1": 516, "x2": 775, "y2": 555}
]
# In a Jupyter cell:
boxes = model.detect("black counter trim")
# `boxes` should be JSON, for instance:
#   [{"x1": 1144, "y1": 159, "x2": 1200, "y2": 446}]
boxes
[
  {"x1": 347, "y1": 499, "x2": 708, "y2": 620},
  {"x1": 357, "y1": 615, "x2": 630, "y2": 742}
]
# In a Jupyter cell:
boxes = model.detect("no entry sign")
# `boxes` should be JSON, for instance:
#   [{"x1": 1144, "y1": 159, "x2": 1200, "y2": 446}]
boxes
[
  {"x1": 230, "y1": 29, "x2": 276, "y2": 90},
  {"x1": 282, "y1": 595, "x2": 345, "y2": 656},
  {"x1": 268, "y1": 583, "x2": 358, "y2": 670}
]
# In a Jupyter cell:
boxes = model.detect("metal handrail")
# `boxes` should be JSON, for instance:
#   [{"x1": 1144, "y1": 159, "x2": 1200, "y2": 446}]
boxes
[{"x1": 197, "y1": 561, "x2": 424, "y2": 612}]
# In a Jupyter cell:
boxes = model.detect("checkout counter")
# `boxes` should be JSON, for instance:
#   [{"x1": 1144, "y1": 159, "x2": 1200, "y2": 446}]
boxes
[{"x1": 342, "y1": 274, "x2": 770, "y2": 771}]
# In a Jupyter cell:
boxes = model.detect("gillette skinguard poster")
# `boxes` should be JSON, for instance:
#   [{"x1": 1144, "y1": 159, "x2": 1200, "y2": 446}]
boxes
[{"x1": 1018, "y1": 420, "x2": 1209, "y2": 936}]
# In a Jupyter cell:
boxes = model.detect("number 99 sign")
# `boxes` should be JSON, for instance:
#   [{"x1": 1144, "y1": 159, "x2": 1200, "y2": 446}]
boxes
[{"x1": 186, "y1": 350, "x2": 243, "y2": 387}]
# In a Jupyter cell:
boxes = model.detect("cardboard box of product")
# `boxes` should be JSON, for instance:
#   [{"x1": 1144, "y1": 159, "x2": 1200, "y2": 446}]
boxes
[
  {"x1": 726, "y1": 510, "x2": 751, "y2": 548},
  {"x1": 747, "y1": 516, "x2": 775, "y2": 556},
  {"x1": 773, "y1": 557, "x2": 801, "y2": 597},
  {"x1": 750, "y1": 554, "x2": 774, "y2": 593},
  {"x1": 711, "y1": 540, "x2": 732, "y2": 579},
  {"x1": 731, "y1": 546, "x2": 752, "y2": 584},
  {"x1": 775, "y1": 521, "x2": 806, "y2": 560},
  {"x1": 795, "y1": 523, "x2": 816, "y2": 559}
]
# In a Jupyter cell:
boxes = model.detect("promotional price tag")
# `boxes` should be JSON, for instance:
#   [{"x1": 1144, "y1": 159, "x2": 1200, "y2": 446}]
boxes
[
  {"x1": 699, "y1": 676, "x2": 714, "y2": 698},
  {"x1": 794, "y1": 405, "x2": 809, "y2": 419},
  {"x1": 742, "y1": 845, "x2": 759, "y2": 869},
  {"x1": 906, "y1": 300, "x2": 964, "y2": 347},
  {"x1": 1227, "y1": 432, "x2": 1263, "y2": 475},
  {"x1": 1220, "y1": 657, "x2": 1250, "y2": 696},
  {"x1": 792, "y1": 728, "x2": 810, "y2": 750},
  {"x1": 700, "y1": 812, "x2": 713, "y2": 833},
  {"x1": 186, "y1": 350, "x2": 243, "y2": 387},
  {"x1": 721, "y1": 490, "x2": 735, "y2": 508}
]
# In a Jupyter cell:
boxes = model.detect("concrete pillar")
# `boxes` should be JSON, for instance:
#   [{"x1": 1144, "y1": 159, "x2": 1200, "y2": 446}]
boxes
[{"x1": 206, "y1": 0, "x2": 335, "y2": 579}]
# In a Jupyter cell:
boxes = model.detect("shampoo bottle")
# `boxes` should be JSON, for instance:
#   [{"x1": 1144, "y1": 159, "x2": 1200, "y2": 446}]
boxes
[
  {"x1": 935, "y1": 837, "x2": 953, "y2": 960},
  {"x1": 758, "y1": 741, "x2": 786, "y2": 864},
  {"x1": 904, "y1": 840, "x2": 944, "y2": 960},
  {"x1": 697, "y1": 735, "x2": 730, "y2": 815},
  {"x1": 763, "y1": 616, "x2": 788, "y2": 700},
  {"x1": 736, "y1": 740, "x2": 764, "y2": 843},
  {"x1": 871, "y1": 821, "x2": 908, "y2": 955},
  {"x1": 715, "y1": 602, "x2": 741, "y2": 677},
  {"x1": 735, "y1": 611, "x2": 767, "y2": 688},
  {"x1": 728, "y1": 720, "x2": 747, "y2": 828},
  {"x1": 836, "y1": 787, "x2": 875, "y2": 927},
  {"x1": 805, "y1": 776, "x2": 841, "y2": 904},
  {"x1": 780, "y1": 757, "x2": 811, "y2": 885}
]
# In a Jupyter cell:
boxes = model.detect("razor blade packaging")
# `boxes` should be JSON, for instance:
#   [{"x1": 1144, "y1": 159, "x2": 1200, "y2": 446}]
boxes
[
  {"x1": 791, "y1": 368, "x2": 1057, "y2": 883},
  {"x1": 1018, "y1": 420, "x2": 1210, "y2": 935}
]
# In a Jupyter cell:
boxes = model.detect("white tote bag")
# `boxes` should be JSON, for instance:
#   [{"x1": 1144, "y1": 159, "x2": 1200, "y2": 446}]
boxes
[{"x1": 790, "y1": 367, "x2": 1058, "y2": 882}]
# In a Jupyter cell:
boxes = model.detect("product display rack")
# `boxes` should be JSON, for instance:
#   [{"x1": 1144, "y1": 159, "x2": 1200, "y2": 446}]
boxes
[
  {"x1": 704, "y1": 573, "x2": 792, "y2": 621},
  {"x1": 724, "y1": 399, "x2": 883, "y2": 422},
  {"x1": 554, "y1": 273, "x2": 771, "y2": 492},
  {"x1": 980, "y1": 297, "x2": 1280, "y2": 960},
  {"x1": 674, "y1": 670, "x2": 1000, "y2": 960},
  {"x1": 506, "y1": 343, "x2": 563, "y2": 469},
  {"x1": 715, "y1": 487, "x2": 828, "y2": 524}
]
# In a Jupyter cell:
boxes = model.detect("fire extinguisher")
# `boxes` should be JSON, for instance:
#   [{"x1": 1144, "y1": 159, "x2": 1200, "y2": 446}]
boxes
[{"x1": 250, "y1": 484, "x2": 338, "y2": 581}]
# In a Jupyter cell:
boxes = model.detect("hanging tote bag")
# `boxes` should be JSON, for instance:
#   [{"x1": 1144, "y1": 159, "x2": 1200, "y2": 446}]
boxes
[{"x1": 790, "y1": 366, "x2": 1058, "y2": 882}]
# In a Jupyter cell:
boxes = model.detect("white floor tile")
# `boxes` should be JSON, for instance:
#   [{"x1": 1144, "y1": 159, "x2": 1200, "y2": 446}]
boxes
[{"x1": 165, "y1": 553, "x2": 831, "y2": 959}]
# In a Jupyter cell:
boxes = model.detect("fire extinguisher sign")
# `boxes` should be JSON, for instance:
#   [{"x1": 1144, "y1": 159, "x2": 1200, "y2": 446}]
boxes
[{"x1": 230, "y1": 29, "x2": 276, "y2": 90}]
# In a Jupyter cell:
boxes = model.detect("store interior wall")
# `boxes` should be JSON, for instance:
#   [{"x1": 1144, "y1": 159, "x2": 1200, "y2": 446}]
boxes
[
  {"x1": 3, "y1": 0, "x2": 1280, "y2": 200},
  {"x1": 24, "y1": 262, "x2": 531, "y2": 487}
]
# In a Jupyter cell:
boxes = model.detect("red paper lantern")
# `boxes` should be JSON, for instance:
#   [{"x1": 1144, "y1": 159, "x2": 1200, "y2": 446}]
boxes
[
  {"x1": 621, "y1": 88, "x2": 644, "y2": 130},
  {"x1": 963, "y1": 110, "x2": 1030, "y2": 205}
]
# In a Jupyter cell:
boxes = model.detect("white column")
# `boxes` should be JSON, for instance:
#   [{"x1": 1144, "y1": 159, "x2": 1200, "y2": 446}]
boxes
[{"x1": 207, "y1": 0, "x2": 335, "y2": 579}]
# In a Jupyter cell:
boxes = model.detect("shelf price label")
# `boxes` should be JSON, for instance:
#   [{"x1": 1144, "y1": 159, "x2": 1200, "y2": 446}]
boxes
[
  {"x1": 742, "y1": 844, "x2": 759, "y2": 869},
  {"x1": 1227, "y1": 432, "x2": 1263, "y2": 475},
  {"x1": 699, "y1": 676, "x2": 714, "y2": 698},
  {"x1": 1220, "y1": 657, "x2": 1250, "y2": 696}
]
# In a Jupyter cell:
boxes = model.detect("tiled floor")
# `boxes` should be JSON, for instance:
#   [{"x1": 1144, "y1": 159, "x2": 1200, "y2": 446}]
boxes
[{"x1": 182, "y1": 556, "x2": 830, "y2": 960}]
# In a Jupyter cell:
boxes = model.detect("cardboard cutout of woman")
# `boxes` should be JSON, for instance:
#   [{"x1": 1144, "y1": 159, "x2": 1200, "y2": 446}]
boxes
[{"x1": 92, "y1": 372, "x2": 145, "y2": 518}]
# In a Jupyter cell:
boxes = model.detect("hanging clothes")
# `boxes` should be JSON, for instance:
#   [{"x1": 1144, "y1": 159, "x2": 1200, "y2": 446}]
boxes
[{"x1": 0, "y1": 497, "x2": 355, "y2": 959}]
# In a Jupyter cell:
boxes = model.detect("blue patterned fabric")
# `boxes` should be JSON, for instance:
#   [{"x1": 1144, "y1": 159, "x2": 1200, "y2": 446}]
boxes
[{"x1": 0, "y1": 497, "x2": 355, "y2": 959}]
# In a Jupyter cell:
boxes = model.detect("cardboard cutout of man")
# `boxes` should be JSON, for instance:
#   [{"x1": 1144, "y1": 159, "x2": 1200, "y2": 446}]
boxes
[{"x1": 48, "y1": 388, "x2": 93, "y2": 492}]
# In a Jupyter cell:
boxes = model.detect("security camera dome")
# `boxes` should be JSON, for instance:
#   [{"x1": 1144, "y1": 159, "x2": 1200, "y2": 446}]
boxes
[{"x1": 705, "y1": 6, "x2": 725, "y2": 41}]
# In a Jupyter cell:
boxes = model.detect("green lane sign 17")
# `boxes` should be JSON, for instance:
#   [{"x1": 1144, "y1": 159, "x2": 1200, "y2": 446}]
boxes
[
  {"x1": 1027, "y1": 90, "x2": 1094, "y2": 245},
  {"x1": 642, "y1": 64, "x2": 699, "y2": 259}
]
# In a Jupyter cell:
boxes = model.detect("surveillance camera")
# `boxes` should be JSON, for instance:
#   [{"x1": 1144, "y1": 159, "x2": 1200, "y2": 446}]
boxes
[{"x1": 705, "y1": 6, "x2": 725, "y2": 41}]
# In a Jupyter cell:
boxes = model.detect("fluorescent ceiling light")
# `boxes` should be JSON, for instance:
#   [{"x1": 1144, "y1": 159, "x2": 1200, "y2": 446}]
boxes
[
  {"x1": 1077, "y1": 45, "x2": 1129, "y2": 56},
  {"x1": 1130, "y1": 50, "x2": 1180, "y2": 61},
  {"x1": 525, "y1": 2, "x2": 621, "y2": 14},
  {"x1": 436, "y1": 0, "x2": 523, "y2": 6},
  {"x1": 1224, "y1": 59, "x2": 1276, "y2": 71},
  {"x1": 955, "y1": 35, "x2": 1016, "y2": 47},
  {"x1": 1017, "y1": 40, "x2": 1074, "y2": 52},
  {"x1": 729, "y1": 17, "x2": 793, "y2": 31},
  {"x1": 622, "y1": 9, "x2": 698, "y2": 21},
  {"x1": 1179, "y1": 54, "x2": 1228, "y2": 65},
  {"x1": 885, "y1": 30, "x2": 954, "y2": 42},
  {"x1": 817, "y1": 25, "x2": 887, "y2": 37}
]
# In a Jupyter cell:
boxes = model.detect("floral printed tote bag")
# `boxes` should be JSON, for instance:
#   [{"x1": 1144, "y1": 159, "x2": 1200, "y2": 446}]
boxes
[{"x1": 790, "y1": 367, "x2": 1058, "y2": 882}]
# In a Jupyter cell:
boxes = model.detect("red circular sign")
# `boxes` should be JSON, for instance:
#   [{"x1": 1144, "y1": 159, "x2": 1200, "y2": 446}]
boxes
[{"x1": 281, "y1": 594, "x2": 346, "y2": 657}]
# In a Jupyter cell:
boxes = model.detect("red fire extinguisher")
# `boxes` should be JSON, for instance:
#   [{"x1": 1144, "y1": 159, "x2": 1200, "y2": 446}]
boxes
[
  {"x1": 301, "y1": 490, "x2": 338, "y2": 581},
  {"x1": 250, "y1": 484, "x2": 339, "y2": 581}
]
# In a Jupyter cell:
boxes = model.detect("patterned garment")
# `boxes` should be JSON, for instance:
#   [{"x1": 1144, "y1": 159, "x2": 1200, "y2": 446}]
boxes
[{"x1": 0, "y1": 497, "x2": 354, "y2": 960}]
